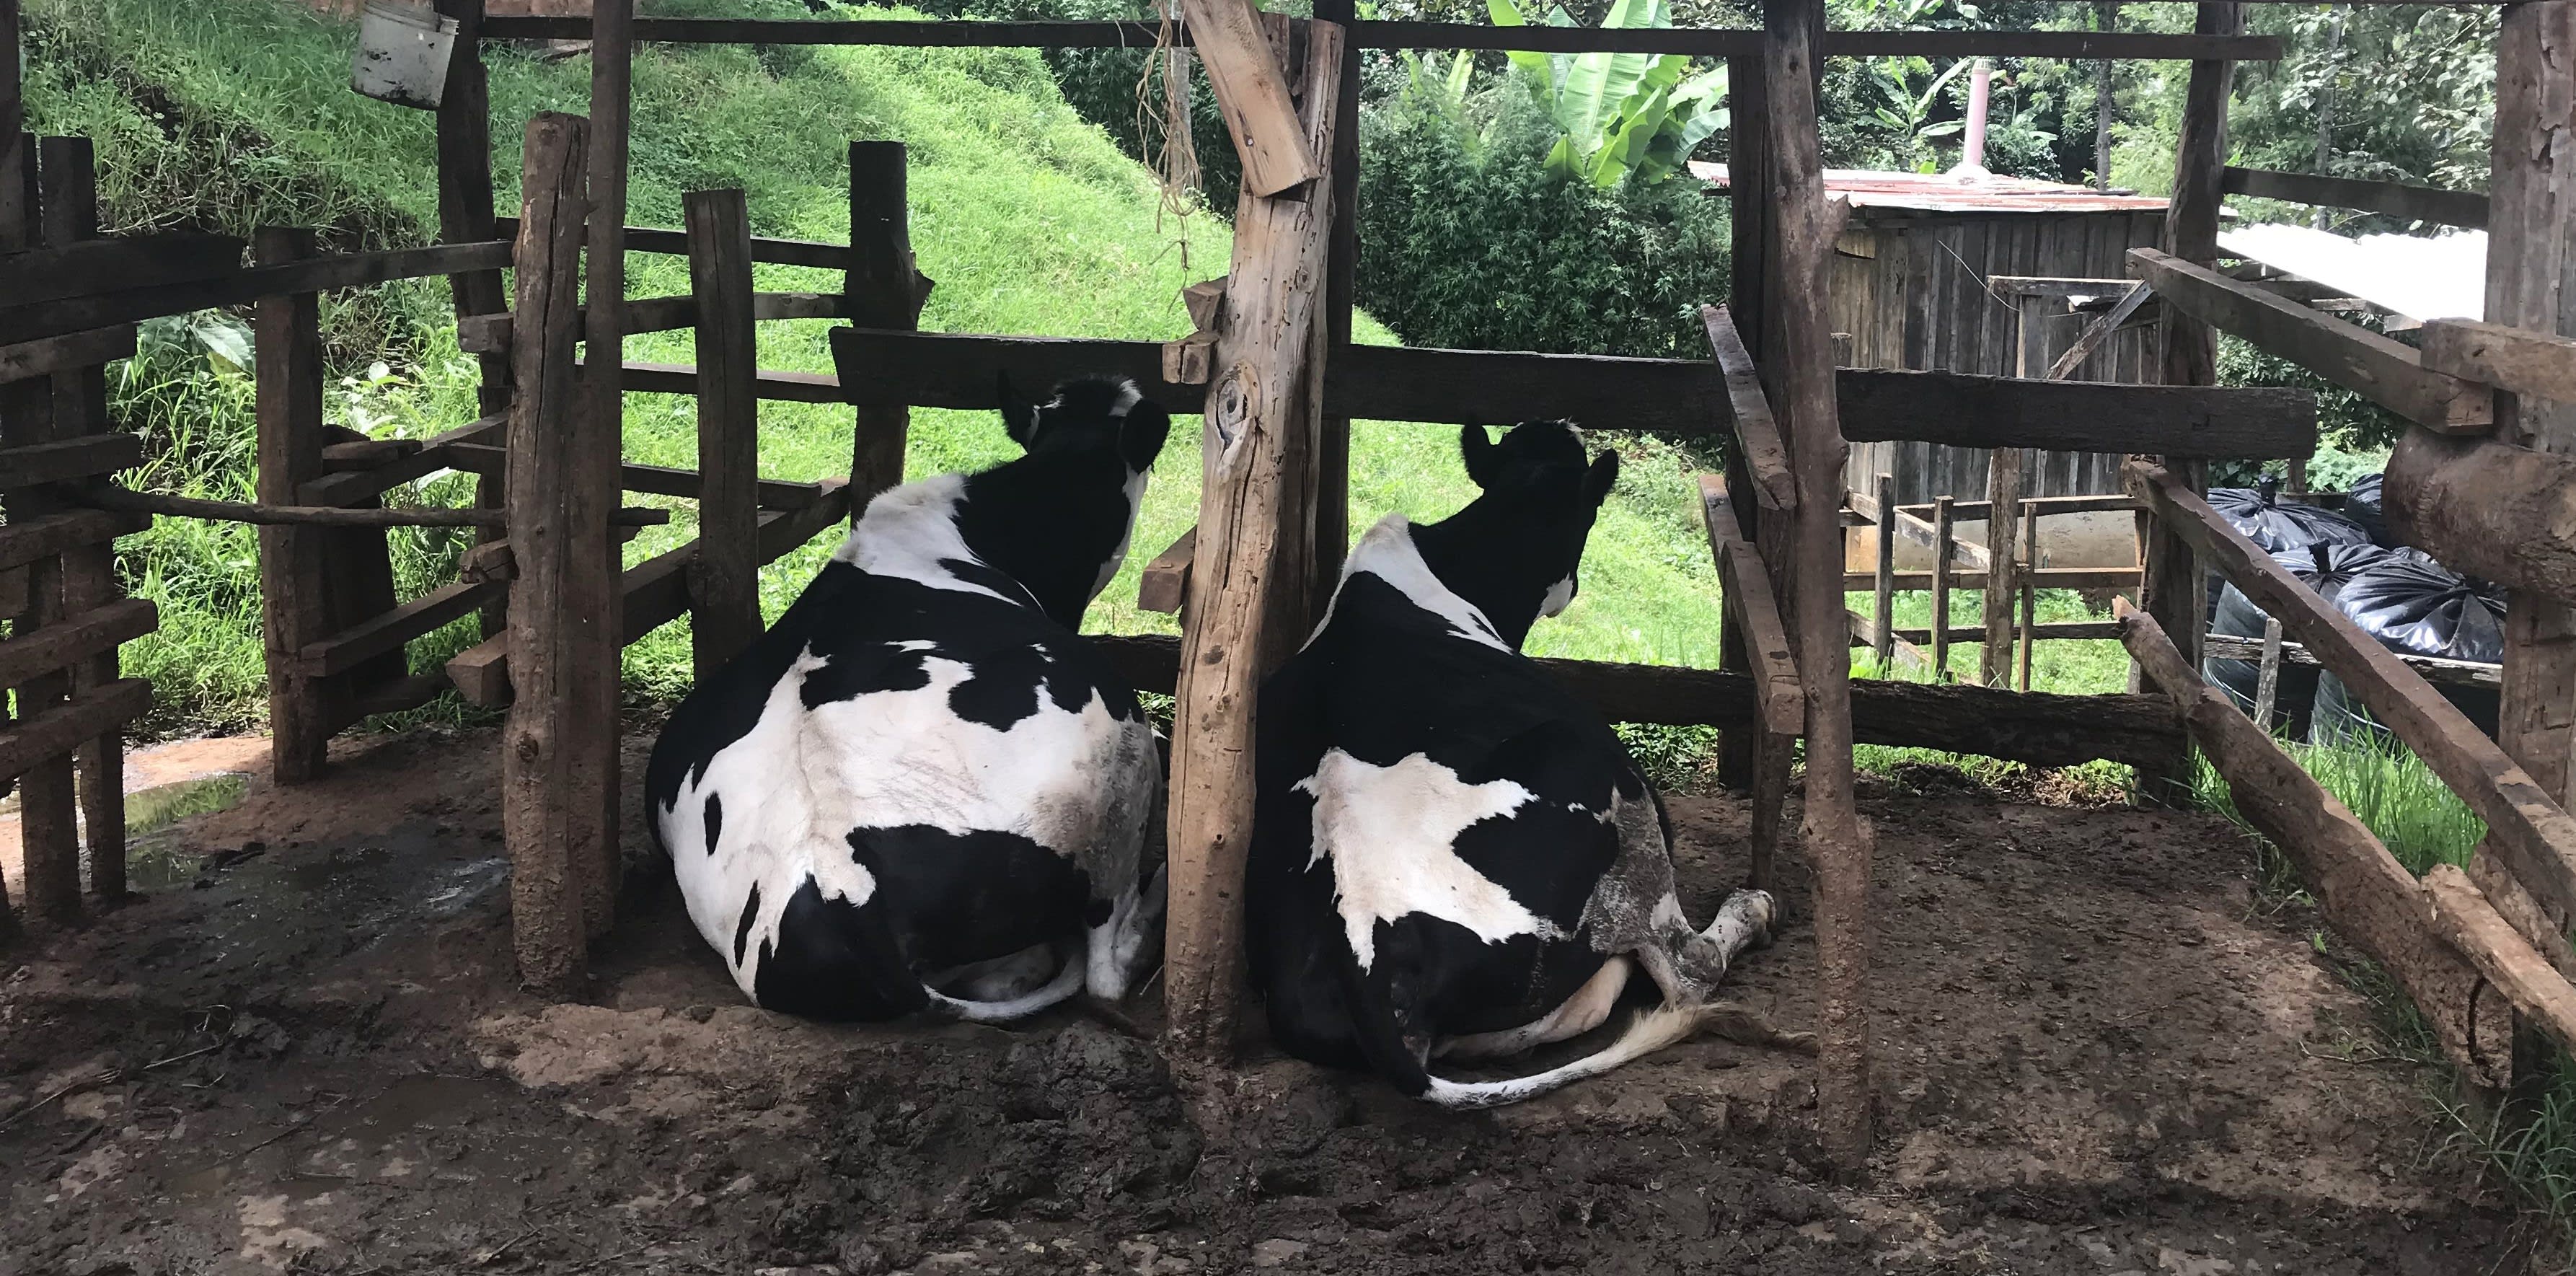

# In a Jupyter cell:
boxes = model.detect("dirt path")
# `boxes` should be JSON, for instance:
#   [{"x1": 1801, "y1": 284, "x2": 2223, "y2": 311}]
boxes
[{"x1": 0, "y1": 727, "x2": 2527, "y2": 1274}]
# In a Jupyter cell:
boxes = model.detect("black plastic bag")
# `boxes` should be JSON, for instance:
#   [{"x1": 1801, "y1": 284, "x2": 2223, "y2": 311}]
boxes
[
  {"x1": 2200, "y1": 543, "x2": 2398, "y2": 736},
  {"x1": 2310, "y1": 553, "x2": 2504, "y2": 744},
  {"x1": 2207, "y1": 475, "x2": 2373, "y2": 555},
  {"x1": 2342, "y1": 472, "x2": 2396, "y2": 548}
]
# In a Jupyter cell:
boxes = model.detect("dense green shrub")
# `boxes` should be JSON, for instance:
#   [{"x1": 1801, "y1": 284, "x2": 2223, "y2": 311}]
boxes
[{"x1": 1357, "y1": 87, "x2": 1731, "y2": 357}]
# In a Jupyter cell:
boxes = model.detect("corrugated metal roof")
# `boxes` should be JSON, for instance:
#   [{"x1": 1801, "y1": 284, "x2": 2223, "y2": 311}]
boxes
[
  {"x1": 2217, "y1": 223, "x2": 2486, "y2": 322},
  {"x1": 1690, "y1": 160, "x2": 2169, "y2": 214}
]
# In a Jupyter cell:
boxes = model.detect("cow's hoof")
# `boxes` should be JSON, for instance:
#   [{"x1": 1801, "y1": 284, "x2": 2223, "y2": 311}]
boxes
[{"x1": 1723, "y1": 888, "x2": 1778, "y2": 948}]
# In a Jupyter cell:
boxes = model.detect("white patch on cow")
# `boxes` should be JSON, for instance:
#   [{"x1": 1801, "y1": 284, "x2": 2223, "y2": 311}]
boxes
[
  {"x1": 1109, "y1": 378, "x2": 1142, "y2": 418},
  {"x1": 657, "y1": 635, "x2": 1159, "y2": 1004},
  {"x1": 826, "y1": 473, "x2": 1019, "y2": 606},
  {"x1": 1539, "y1": 574, "x2": 1576, "y2": 617},
  {"x1": 1091, "y1": 465, "x2": 1151, "y2": 602},
  {"x1": 1305, "y1": 515, "x2": 1508, "y2": 651},
  {"x1": 1293, "y1": 749, "x2": 1562, "y2": 971}
]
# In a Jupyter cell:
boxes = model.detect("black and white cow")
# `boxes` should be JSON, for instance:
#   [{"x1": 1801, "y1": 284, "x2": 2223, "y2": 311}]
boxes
[
  {"x1": 1247, "y1": 421, "x2": 1776, "y2": 1108},
  {"x1": 644, "y1": 376, "x2": 1170, "y2": 1023}
]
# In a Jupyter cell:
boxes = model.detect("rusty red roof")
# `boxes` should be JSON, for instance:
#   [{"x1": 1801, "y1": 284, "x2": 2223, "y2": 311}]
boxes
[{"x1": 1689, "y1": 161, "x2": 2169, "y2": 214}]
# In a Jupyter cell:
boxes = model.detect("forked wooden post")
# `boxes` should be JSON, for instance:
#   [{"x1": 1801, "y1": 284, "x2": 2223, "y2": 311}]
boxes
[
  {"x1": 39, "y1": 135, "x2": 129, "y2": 902},
  {"x1": 1930, "y1": 495, "x2": 1956, "y2": 680},
  {"x1": 1163, "y1": 19, "x2": 1343, "y2": 1062},
  {"x1": 2133, "y1": 0, "x2": 2238, "y2": 803},
  {"x1": 848, "y1": 141, "x2": 923, "y2": 505},
  {"x1": 685, "y1": 188, "x2": 763, "y2": 674},
  {"x1": 1872, "y1": 472, "x2": 1896, "y2": 672},
  {"x1": 1980, "y1": 447, "x2": 2021, "y2": 687},
  {"x1": 500, "y1": 112, "x2": 599, "y2": 993},
  {"x1": 1763, "y1": 0, "x2": 1871, "y2": 1169},
  {"x1": 255, "y1": 226, "x2": 333, "y2": 786}
]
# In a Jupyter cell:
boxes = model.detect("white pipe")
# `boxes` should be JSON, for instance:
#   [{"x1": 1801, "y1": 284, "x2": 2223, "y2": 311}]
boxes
[{"x1": 1955, "y1": 58, "x2": 1993, "y2": 177}]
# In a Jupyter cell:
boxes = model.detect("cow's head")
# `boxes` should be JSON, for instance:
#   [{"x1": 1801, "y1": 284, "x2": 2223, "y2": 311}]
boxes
[
  {"x1": 1413, "y1": 421, "x2": 1618, "y2": 650},
  {"x1": 958, "y1": 374, "x2": 1172, "y2": 629}
]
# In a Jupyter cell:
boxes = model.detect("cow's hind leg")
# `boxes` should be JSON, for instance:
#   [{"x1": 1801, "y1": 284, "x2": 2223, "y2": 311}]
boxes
[
  {"x1": 1086, "y1": 863, "x2": 1167, "y2": 1002},
  {"x1": 922, "y1": 938, "x2": 1088, "y2": 1024},
  {"x1": 1636, "y1": 888, "x2": 1776, "y2": 1007}
]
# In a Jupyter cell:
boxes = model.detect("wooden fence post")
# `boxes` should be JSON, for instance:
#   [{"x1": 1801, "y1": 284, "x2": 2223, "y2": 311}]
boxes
[
  {"x1": 1871, "y1": 472, "x2": 1896, "y2": 672},
  {"x1": 0, "y1": 0, "x2": 22, "y2": 938},
  {"x1": 1930, "y1": 494, "x2": 1956, "y2": 680},
  {"x1": 1163, "y1": 19, "x2": 1342, "y2": 1064},
  {"x1": 576, "y1": 0, "x2": 636, "y2": 941},
  {"x1": 255, "y1": 226, "x2": 332, "y2": 786},
  {"x1": 1980, "y1": 447, "x2": 2021, "y2": 686},
  {"x1": 1713, "y1": 54, "x2": 1770, "y2": 790},
  {"x1": 434, "y1": 0, "x2": 511, "y2": 640},
  {"x1": 1763, "y1": 0, "x2": 1872, "y2": 1169},
  {"x1": 39, "y1": 135, "x2": 130, "y2": 902},
  {"x1": 1313, "y1": 0, "x2": 1361, "y2": 607},
  {"x1": 848, "y1": 141, "x2": 922, "y2": 507},
  {"x1": 2016, "y1": 502, "x2": 2039, "y2": 692},
  {"x1": 2135, "y1": 0, "x2": 2238, "y2": 801},
  {"x1": 686, "y1": 188, "x2": 762, "y2": 674},
  {"x1": 501, "y1": 111, "x2": 596, "y2": 994}
]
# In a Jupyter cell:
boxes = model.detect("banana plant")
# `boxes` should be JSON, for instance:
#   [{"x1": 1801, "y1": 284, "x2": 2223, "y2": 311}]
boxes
[{"x1": 1488, "y1": 0, "x2": 1729, "y2": 187}]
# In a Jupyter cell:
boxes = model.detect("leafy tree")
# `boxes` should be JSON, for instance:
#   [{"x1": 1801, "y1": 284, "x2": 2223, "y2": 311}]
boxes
[{"x1": 1486, "y1": 0, "x2": 1729, "y2": 186}]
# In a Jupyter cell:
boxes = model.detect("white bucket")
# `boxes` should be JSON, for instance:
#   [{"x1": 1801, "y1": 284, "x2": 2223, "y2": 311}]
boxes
[{"x1": 351, "y1": 0, "x2": 458, "y2": 110}]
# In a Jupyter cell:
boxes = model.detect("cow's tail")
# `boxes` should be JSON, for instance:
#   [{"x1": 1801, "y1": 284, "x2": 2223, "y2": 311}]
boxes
[
  {"x1": 919, "y1": 939, "x2": 1088, "y2": 1024},
  {"x1": 1338, "y1": 940, "x2": 1719, "y2": 1109}
]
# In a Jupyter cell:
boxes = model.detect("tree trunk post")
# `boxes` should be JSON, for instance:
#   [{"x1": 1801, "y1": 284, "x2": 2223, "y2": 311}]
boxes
[
  {"x1": 848, "y1": 141, "x2": 922, "y2": 508},
  {"x1": 686, "y1": 188, "x2": 763, "y2": 676},
  {"x1": 255, "y1": 226, "x2": 332, "y2": 788}
]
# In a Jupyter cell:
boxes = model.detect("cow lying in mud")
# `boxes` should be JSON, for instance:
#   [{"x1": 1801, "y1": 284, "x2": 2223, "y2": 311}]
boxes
[
  {"x1": 1247, "y1": 421, "x2": 1777, "y2": 1108},
  {"x1": 645, "y1": 376, "x2": 1170, "y2": 1023}
]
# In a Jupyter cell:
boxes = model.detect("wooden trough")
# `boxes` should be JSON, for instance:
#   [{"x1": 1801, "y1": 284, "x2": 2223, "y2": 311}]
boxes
[{"x1": 7, "y1": 0, "x2": 2576, "y2": 1176}]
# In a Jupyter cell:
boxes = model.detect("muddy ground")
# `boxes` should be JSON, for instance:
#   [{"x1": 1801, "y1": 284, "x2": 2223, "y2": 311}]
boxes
[{"x1": 0, "y1": 726, "x2": 2536, "y2": 1274}]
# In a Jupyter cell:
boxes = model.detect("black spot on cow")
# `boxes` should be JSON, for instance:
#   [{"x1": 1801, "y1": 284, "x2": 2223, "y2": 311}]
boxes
[
  {"x1": 733, "y1": 882, "x2": 762, "y2": 966},
  {"x1": 702, "y1": 793, "x2": 723, "y2": 857},
  {"x1": 752, "y1": 877, "x2": 933, "y2": 1021},
  {"x1": 844, "y1": 824, "x2": 1095, "y2": 972}
]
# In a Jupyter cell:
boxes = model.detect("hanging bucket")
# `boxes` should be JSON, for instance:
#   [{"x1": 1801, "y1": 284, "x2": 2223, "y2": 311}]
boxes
[{"x1": 351, "y1": 0, "x2": 458, "y2": 110}]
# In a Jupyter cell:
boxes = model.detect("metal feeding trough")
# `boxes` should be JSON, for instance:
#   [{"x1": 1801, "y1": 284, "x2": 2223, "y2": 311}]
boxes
[{"x1": 351, "y1": 0, "x2": 459, "y2": 110}]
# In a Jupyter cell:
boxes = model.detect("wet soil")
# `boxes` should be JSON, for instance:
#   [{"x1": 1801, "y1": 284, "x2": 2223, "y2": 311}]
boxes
[{"x1": 0, "y1": 726, "x2": 2533, "y2": 1274}]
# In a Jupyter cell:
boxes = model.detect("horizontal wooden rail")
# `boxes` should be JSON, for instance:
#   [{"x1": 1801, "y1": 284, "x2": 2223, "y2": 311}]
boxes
[
  {"x1": 9, "y1": 232, "x2": 244, "y2": 308},
  {"x1": 1137, "y1": 527, "x2": 1196, "y2": 614},
  {"x1": 1868, "y1": 619, "x2": 2122, "y2": 645},
  {"x1": 1702, "y1": 477, "x2": 1803, "y2": 736},
  {"x1": 0, "y1": 241, "x2": 515, "y2": 348},
  {"x1": 479, "y1": 14, "x2": 2280, "y2": 58},
  {"x1": 827, "y1": 327, "x2": 2317, "y2": 457},
  {"x1": 300, "y1": 415, "x2": 508, "y2": 508},
  {"x1": 0, "y1": 509, "x2": 151, "y2": 573},
  {"x1": 320, "y1": 438, "x2": 425, "y2": 472},
  {"x1": 2425, "y1": 864, "x2": 2576, "y2": 1060},
  {"x1": 0, "y1": 598, "x2": 157, "y2": 690},
  {"x1": 2130, "y1": 247, "x2": 2492, "y2": 434},
  {"x1": 1845, "y1": 486, "x2": 1993, "y2": 572},
  {"x1": 495, "y1": 218, "x2": 852, "y2": 272},
  {"x1": 2202, "y1": 631, "x2": 2499, "y2": 688},
  {"x1": 333, "y1": 671, "x2": 455, "y2": 731},
  {"x1": 1846, "y1": 609, "x2": 1933, "y2": 672},
  {"x1": 0, "y1": 325, "x2": 138, "y2": 384},
  {"x1": 0, "y1": 434, "x2": 142, "y2": 489},
  {"x1": 2420, "y1": 319, "x2": 2576, "y2": 403},
  {"x1": 0, "y1": 677, "x2": 151, "y2": 784},
  {"x1": 1889, "y1": 493, "x2": 2138, "y2": 521},
  {"x1": 583, "y1": 358, "x2": 847, "y2": 404},
  {"x1": 448, "y1": 481, "x2": 852, "y2": 705},
  {"x1": 296, "y1": 579, "x2": 503, "y2": 678},
  {"x1": 1702, "y1": 307, "x2": 1796, "y2": 515},
  {"x1": 441, "y1": 441, "x2": 840, "y2": 509},
  {"x1": 456, "y1": 291, "x2": 849, "y2": 353},
  {"x1": 74, "y1": 485, "x2": 670, "y2": 529},
  {"x1": 2120, "y1": 599, "x2": 2509, "y2": 1085},
  {"x1": 2220, "y1": 167, "x2": 2489, "y2": 229},
  {"x1": 1092, "y1": 633, "x2": 2183, "y2": 769},
  {"x1": 1843, "y1": 566, "x2": 2141, "y2": 591},
  {"x1": 2130, "y1": 461, "x2": 2576, "y2": 924}
]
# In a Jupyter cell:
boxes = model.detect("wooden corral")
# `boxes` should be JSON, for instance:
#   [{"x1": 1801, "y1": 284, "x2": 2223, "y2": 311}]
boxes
[{"x1": 8, "y1": 0, "x2": 2576, "y2": 1181}]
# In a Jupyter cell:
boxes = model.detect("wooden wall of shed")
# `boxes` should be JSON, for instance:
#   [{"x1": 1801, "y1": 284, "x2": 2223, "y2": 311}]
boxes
[{"x1": 1832, "y1": 208, "x2": 2167, "y2": 506}]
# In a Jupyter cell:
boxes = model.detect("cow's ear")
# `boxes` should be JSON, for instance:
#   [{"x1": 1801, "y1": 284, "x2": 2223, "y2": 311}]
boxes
[
  {"x1": 1460, "y1": 422, "x2": 1498, "y2": 488},
  {"x1": 1583, "y1": 450, "x2": 1620, "y2": 508},
  {"x1": 1121, "y1": 400, "x2": 1172, "y2": 472},
  {"x1": 997, "y1": 371, "x2": 1040, "y2": 447}
]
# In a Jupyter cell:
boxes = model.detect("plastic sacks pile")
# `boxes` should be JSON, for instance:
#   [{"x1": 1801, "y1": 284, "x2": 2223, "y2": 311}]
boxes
[{"x1": 2200, "y1": 474, "x2": 2502, "y2": 743}]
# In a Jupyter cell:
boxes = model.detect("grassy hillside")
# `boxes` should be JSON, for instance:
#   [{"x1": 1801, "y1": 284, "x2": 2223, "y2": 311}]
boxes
[{"x1": 22, "y1": 0, "x2": 1733, "y2": 731}]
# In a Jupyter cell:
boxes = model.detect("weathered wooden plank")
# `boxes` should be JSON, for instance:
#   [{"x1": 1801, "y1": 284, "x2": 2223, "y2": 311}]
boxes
[
  {"x1": 0, "y1": 324, "x2": 134, "y2": 385},
  {"x1": 1701, "y1": 306, "x2": 1797, "y2": 515},
  {"x1": 297, "y1": 415, "x2": 507, "y2": 508},
  {"x1": 847, "y1": 142, "x2": 923, "y2": 506},
  {"x1": 0, "y1": 242, "x2": 515, "y2": 347},
  {"x1": 319, "y1": 437, "x2": 425, "y2": 472},
  {"x1": 456, "y1": 291, "x2": 847, "y2": 353},
  {"x1": 1846, "y1": 566, "x2": 2140, "y2": 591},
  {"x1": 440, "y1": 441, "x2": 827, "y2": 509},
  {"x1": 0, "y1": 432, "x2": 138, "y2": 489},
  {"x1": 2131, "y1": 247, "x2": 2491, "y2": 432},
  {"x1": 2202, "y1": 632, "x2": 2499, "y2": 688},
  {"x1": 495, "y1": 217, "x2": 852, "y2": 271},
  {"x1": 684, "y1": 188, "x2": 764, "y2": 676},
  {"x1": 253, "y1": 227, "x2": 332, "y2": 786},
  {"x1": 2120, "y1": 599, "x2": 2510, "y2": 1085},
  {"x1": 2386, "y1": 429, "x2": 2576, "y2": 607},
  {"x1": 1870, "y1": 472, "x2": 1897, "y2": 671},
  {"x1": 1980, "y1": 445, "x2": 2023, "y2": 686},
  {"x1": 2045, "y1": 282, "x2": 2151, "y2": 380},
  {"x1": 2221, "y1": 166, "x2": 2488, "y2": 229},
  {"x1": 2425, "y1": 864, "x2": 2576, "y2": 1062},
  {"x1": 1137, "y1": 527, "x2": 1196, "y2": 615},
  {"x1": 0, "y1": 509, "x2": 147, "y2": 572},
  {"x1": 1892, "y1": 492, "x2": 2138, "y2": 520},
  {"x1": 1701, "y1": 476, "x2": 1802, "y2": 736},
  {"x1": 0, "y1": 232, "x2": 243, "y2": 307},
  {"x1": 1930, "y1": 495, "x2": 1957, "y2": 678},
  {"x1": 0, "y1": 677, "x2": 149, "y2": 786},
  {"x1": 0, "y1": 597, "x2": 155, "y2": 692},
  {"x1": 2422, "y1": 319, "x2": 2576, "y2": 405},
  {"x1": 586, "y1": 358, "x2": 846, "y2": 404},
  {"x1": 1173, "y1": 0, "x2": 1318, "y2": 197},
  {"x1": 1870, "y1": 620, "x2": 2122, "y2": 645},
  {"x1": 1838, "y1": 361, "x2": 2317, "y2": 456},
  {"x1": 2131, "y1": 460, "x2": 2576, "y2": 925},
  {"x1": 292, "y1": 578, "x2": 500, "y2": 678}
]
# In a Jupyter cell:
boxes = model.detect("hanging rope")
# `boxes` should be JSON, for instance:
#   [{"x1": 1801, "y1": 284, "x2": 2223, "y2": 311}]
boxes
[{"x1": 1134, "y1": 0, "x2": 1204, "y2": 270}]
